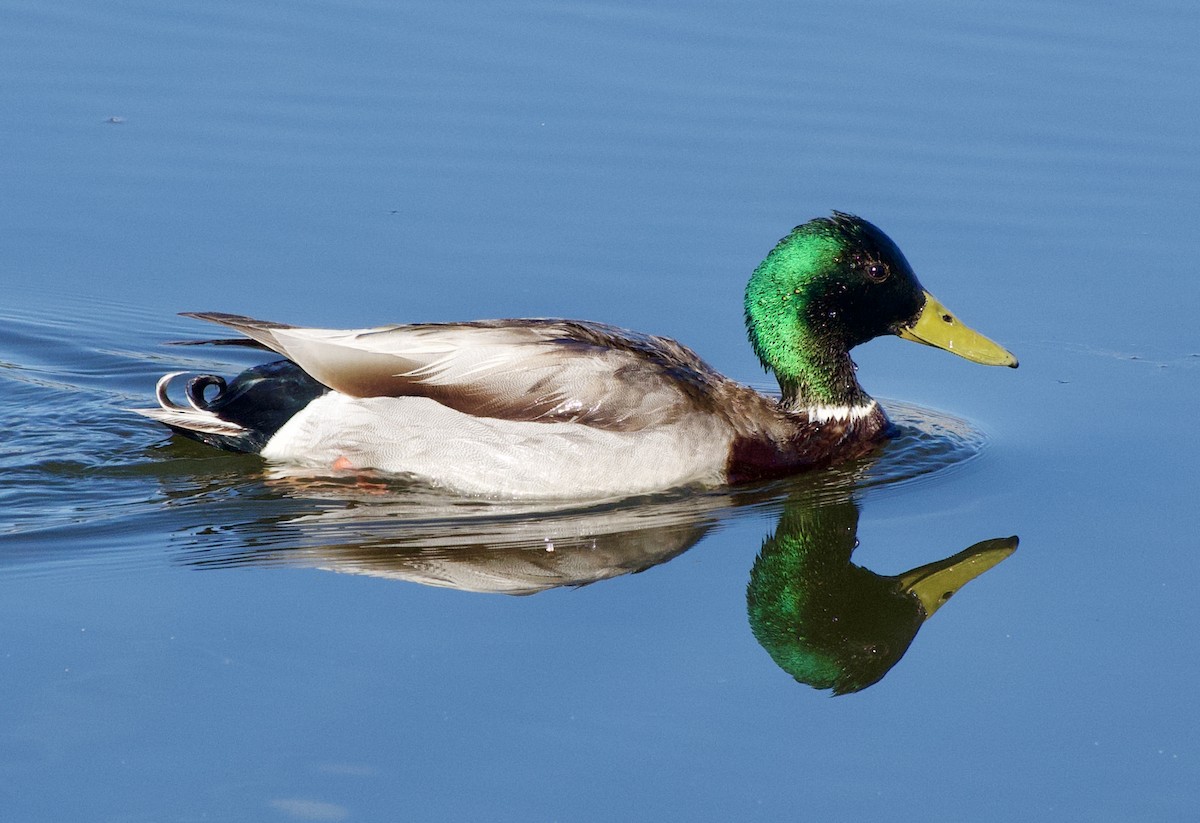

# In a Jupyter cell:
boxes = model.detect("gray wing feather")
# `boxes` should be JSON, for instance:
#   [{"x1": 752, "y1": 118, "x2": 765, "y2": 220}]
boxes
[{"x1": 181, "y1": 313, "x2": 724, "y2": 431}]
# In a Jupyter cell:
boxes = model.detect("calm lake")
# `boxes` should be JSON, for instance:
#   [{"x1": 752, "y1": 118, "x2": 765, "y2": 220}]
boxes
[{"x1": 2, "y1": 1, "x2": 1198, "y2": 820}]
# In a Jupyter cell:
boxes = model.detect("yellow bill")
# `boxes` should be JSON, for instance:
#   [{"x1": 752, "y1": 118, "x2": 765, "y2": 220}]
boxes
[
  {"x1": 897, "y1": 290, "x2": 1019, "y2": 368},
  {"x1": 897, "y1": 536, "x2": 1018, "y2": 618}
]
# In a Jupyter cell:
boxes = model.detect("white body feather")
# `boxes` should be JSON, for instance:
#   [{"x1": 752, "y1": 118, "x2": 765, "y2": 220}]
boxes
[{"x1": 260, "y1": 392, "x2": 733, "y2": 499}]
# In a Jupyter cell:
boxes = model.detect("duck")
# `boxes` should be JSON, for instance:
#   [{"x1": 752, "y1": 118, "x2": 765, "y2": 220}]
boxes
[{"x1": 135, "y1": 213, "x2": 1017, "y2": 498}]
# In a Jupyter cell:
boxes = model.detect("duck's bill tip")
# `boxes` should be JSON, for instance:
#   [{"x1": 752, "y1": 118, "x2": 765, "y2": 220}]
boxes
[{"x1": 896, "y1": 291, "x2": 1018, "y2": 368}]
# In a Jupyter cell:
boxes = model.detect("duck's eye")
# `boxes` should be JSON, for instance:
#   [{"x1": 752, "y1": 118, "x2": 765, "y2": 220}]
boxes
[{"x1": 866, "y1": 264, "x2": 889, "y2": 283}]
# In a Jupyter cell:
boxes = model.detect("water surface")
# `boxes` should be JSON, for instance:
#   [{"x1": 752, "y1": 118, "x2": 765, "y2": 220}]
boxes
[{"x1": 2, "y1": 1, "x2": 1198, "y2": 821}]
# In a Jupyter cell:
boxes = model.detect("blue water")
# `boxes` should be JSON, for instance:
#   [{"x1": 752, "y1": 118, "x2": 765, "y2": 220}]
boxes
[{"x1": 3, "y1": 1, "x2": 1199, "y2": 820}]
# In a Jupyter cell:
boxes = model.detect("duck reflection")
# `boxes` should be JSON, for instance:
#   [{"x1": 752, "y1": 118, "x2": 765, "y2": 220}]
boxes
[
  {"x1": 242, "y1": 485, "x2": 726, "y2": 595},
  {"x1": 176, "y1": 470, "x2": 1014, "y2": 694},
  {"x1": 747, "y1": 496, "x2": 1015, "y2": 694}
]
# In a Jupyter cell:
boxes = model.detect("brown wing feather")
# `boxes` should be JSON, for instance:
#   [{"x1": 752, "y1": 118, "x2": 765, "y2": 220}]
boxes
[{"x1": 181, "y1": 313, "x2": 732, "y2": 431}]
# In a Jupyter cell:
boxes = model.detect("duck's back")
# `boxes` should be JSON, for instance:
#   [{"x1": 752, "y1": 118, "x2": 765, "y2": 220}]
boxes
[{"x1": 137, "y1": 316, "x2": 770, "y2": 497}]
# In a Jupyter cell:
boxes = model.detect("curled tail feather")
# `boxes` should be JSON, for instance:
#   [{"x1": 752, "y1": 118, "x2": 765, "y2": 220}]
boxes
[{"x1": 132, "y1": 359, "x2": 329, "y2": 453}]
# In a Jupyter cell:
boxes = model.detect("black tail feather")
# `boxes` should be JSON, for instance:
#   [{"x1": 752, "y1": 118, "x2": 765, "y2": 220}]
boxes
[{"x1": 158, "y1": 359, "x2": 328, "y2": 453}]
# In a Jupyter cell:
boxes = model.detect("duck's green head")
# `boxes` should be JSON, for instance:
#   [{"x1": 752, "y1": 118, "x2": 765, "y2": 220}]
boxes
[
  {"x1": 745, "y1": 213, "x2": 1017, "y2": 408},
  {"x1": 746, "y1": 497, "x2": 1018, "y2": 695}
]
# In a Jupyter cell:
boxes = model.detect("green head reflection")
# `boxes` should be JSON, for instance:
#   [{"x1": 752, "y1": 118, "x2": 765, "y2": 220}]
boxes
[{"x1": 747, "y1": 498, "x2": 1016, "y2": 695}]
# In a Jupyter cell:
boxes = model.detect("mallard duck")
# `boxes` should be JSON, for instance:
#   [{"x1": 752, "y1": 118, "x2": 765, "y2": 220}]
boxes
[{"x1": 135, "y1": 213, "x2": 1016, "y2": 498}]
